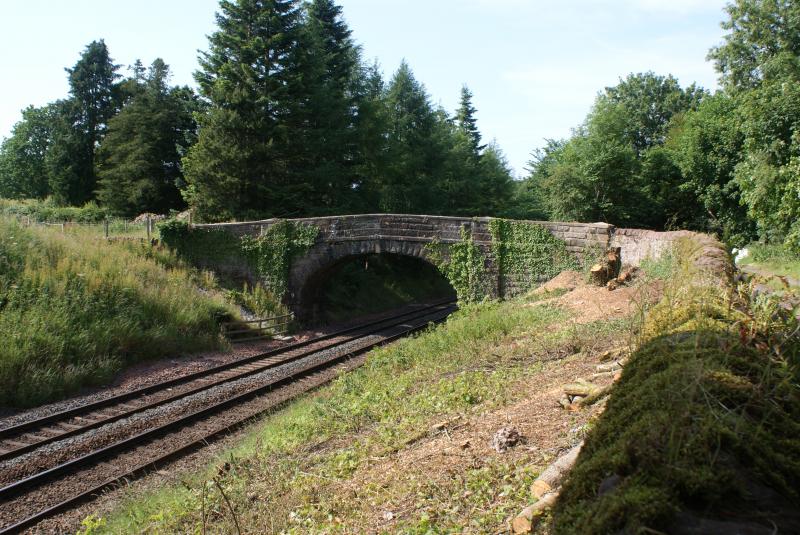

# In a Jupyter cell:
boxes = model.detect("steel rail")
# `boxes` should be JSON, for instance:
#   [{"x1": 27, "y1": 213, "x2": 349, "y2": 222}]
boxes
[
  {"x1": 0, "y1": 300, "x2": 455, "y2": 462},
  {"x1": 0, "y1": 298, "x2": 454, "y2": 441},
  {"x1": 0, "y1": 306, "x2": 454, "y2": 535}
]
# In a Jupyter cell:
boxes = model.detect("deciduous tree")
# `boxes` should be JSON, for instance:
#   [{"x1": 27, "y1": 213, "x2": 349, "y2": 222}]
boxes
[{"x1": 0, "y1": 105, "x2": 57, "y2": 199}]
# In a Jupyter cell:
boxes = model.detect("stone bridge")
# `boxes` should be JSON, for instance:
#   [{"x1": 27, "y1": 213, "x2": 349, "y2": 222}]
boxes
[{"x1": 195, "y1": 214, "x2": 617, "y2": 320}]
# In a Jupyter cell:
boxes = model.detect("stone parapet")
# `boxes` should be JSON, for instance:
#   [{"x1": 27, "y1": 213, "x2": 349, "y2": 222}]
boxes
[{"x1": 611, "y1": 228, "x2": 693, "y2": 267}]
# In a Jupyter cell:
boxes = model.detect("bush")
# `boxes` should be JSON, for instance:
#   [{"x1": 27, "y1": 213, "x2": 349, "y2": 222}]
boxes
[{"x1": 0, "y1": 198, "x2": 109, "y2": 222}]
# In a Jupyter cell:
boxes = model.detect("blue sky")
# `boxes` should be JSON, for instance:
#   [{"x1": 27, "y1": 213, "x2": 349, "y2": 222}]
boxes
[{"x1": 0, "y1": 0, "x2": 729, "y2": 176}]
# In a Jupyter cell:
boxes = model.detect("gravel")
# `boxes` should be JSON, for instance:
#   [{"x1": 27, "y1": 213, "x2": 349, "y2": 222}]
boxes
[{"x1": 0, "y1": 305, "x2": 453, "y2": 532}]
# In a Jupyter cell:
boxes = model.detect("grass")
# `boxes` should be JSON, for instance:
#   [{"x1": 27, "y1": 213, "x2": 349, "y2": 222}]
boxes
[
  {"x1": 0, "y1": 217, "x2": 238, "y2": 408},
  {"x1": 739, "y1": 243, "x2": 800, "y2": 280},
  {"x1": 91, "y1": 289, "x2": 636, "y2": 534},
  {"x1": 0, "y1": 198, "x2": 157, "y2": 239},
  {"x1": 639, "y1": 247, "x2": 677, "y2": 281},
  {"x1": 553, "y1": 237, "x2": 800, "y2": 533}
]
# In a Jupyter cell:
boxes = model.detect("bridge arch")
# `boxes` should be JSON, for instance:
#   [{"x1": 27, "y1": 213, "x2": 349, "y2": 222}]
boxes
[{"x1": 287, "y1": 237, "x2": 446, "y2": 322}]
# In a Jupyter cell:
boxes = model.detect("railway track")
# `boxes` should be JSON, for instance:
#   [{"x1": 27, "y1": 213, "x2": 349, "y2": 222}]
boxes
[{"x1": 0, "y1": 301, "x2": 456, "y2": 534}]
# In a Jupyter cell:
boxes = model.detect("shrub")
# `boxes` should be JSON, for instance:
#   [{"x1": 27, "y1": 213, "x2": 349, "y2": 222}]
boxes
[{"x1": 0, "y1": 198, "x2": 109, "y2": 222}]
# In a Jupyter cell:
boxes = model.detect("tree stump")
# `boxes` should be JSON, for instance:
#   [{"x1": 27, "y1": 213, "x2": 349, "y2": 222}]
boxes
[
  {"x1": 590, "y1": 247, "x2": 622, "y2": 286},
  {"x1": 590, "y1": 264, "x2": 609, "y2": 286}
]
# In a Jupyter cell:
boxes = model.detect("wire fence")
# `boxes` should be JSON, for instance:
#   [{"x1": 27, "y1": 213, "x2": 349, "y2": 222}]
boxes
[{"x1": 12, "y1": 214, "x2": 167, "y2": 241}]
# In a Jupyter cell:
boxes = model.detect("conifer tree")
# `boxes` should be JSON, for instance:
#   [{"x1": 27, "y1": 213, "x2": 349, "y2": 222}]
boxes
[
  {"x1": 455, "y1": 85, "x2": 485, "y2": 157},
  {"x1": 184, "y1": 0, "x2": 303, "y2": 221},
  {"x1": 295, "y1": 0, "x2": 361, "y2": 214},
  {"x1": 49, "y1": 40, "x2": 121, "y2": 205},
  {"x1": 377, "y1": 61, "x2": 443, "y2": 213},
  {"x1": 352, "y1": 60, "x2": 389, "y2": 211},
  {"x1": 96, "y1": 60, "x2": 199, "y2": 216}
]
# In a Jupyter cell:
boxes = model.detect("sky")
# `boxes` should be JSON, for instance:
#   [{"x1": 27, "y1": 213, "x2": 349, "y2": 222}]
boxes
[{"x1": 0, "y1": 0, "x2": 729, "y2": 177}]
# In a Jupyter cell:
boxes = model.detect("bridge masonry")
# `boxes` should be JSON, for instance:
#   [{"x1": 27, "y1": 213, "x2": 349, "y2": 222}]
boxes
[{"x1": 195, "y1": 214, "x2": 618, "y2": 320}]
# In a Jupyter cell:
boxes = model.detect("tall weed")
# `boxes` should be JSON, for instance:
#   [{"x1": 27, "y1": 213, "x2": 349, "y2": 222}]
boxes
[{"x1": 0, "y1": 218, "x2": 237, "y2": 407}]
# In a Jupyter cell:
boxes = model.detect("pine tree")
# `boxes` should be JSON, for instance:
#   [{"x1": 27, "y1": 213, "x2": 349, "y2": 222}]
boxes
[
  {"x1": 49, "y1": 40, "x2": 121, "y2": 205},
  {"x1": 96, "y1": 60, "x2": 199, "y2": 216},
  {"x1": 436, "y1": 110, "x2": 480, "y2": 215},
  {"x1": 476, "y1": 143, "x2": 514, "y2": 215},
  {"x1": 352, "y1": 60, "x2": 388, "y2": 211},
  {"x1": 377, "y1": 61, "x2": 443, "y2": 213},
  {"x1": 294, "y1": 0, "x2": 361, "y2": 214},
  {"x1": 184, "y1": 0, "x2": 304, "y2": 221},
  {"x1": 455, "y1": 85, "x2": 485, "y2": 157},
  {"x1": 118, "y1": 59, "x2": 148, "y2": 105}
]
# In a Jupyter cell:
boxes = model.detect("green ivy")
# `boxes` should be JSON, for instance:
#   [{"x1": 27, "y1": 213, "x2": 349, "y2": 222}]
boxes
[
  {"x1": 425, "y1": 226, "x2": 490, "y2": 303},
  {"x1": 159, "y1": 219, "x2": 319, "y2": 297},
  {"x1": 240, "y1": 220, "x2": 319, "y2": 296},
  {"x1": 158, "y1": 219, "x2": 242, "y2": 265},
  {"x1": 488, "y1": 219, "x2": 578, "y2": 297}
]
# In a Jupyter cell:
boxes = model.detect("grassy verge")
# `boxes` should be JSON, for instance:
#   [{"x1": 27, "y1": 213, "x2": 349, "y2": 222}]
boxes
[
  {"x1": 553, "y1": 238, "x2": 800, "y2": 533},
  {"x1": 739, "y1": 243, "x2": 800, "y2": 280},
  {"x1": 0, "y1": 217, "x2": 238, "y2": 408},
  {"x1": 89, "y1": 288, "x2": 636, "y2": 534}
]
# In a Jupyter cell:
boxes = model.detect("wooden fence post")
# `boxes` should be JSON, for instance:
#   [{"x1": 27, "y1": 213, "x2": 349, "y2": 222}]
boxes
[
  {"x1": 146, "y1": 215, "x2": 151, "y2": 240},
  {"x1": 104, "y1": 219, "x2": 109, "y2": 239}
]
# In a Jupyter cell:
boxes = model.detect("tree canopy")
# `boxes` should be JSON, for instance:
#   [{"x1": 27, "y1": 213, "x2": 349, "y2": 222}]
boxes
[
  {"x1": 510, "y1": 0, "x2": 800, "y2": 250},
  {"x1": 1, "y1": 0, "x2": 798, "y2": 251}
]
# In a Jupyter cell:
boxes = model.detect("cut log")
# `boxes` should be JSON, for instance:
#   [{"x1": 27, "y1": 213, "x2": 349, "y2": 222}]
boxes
[
  {"x1": 511, "y1": 443, "x2": 584, "y2": 533},
  {"x1": 511, "y1": 512, "x2": 533, "y2": 534},
  {"x1": 591, "y1": 371, "x2": 615, "y2": 380},
  {"x1": 532, "y1": 443, "x2": 583, "y2": 497},
  {"x1": 563, "y1": 381, "x2": 601, "y2": 399},
  {"x1": 596, "y1": 362, "x2": 622, "y2": 373},
  {"x1": 511, "y1": 492, "x2": 560, "y2": 533},
  {"x1": 598, "y1": 347, "x2": 627, "y2": 362},
  {"x1": 579, "y1": 384, "x2": 612, "y2": 406}
]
